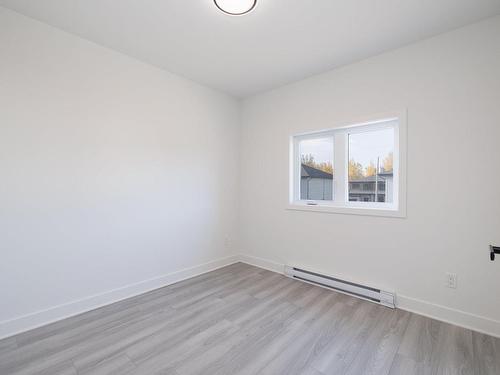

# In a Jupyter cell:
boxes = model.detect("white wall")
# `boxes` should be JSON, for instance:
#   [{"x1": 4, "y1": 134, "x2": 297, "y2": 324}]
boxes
[
  {"x1": 0, "y1": 8, "x2": 240, "y2": 337},
  {"x1": 239, "y1": 16, "x2": 500, "y2": 335}
]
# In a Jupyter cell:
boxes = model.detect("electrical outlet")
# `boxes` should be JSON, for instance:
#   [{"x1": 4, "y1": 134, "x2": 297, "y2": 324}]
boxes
[
  {"x1": 446, "y1": 273, "x2": 457, "y2": 289},
  {"x1": 224, "y1": 236, "x2": 231, "y2": 248}
]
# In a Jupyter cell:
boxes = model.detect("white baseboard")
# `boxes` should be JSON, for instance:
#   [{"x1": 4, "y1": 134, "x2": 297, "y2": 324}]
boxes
[
  {"x1": 0, "y1": 255, "x2": 240, "y2": 340},
  {"x1": 238, "y1": 254, "x2": 500, "y2": 338},
  {"x1": 239, "y1": 254, "x2": 285, "y2": 274},
  {"x1": 397, "y1": 295, "x2": 500, "y2": 338}
]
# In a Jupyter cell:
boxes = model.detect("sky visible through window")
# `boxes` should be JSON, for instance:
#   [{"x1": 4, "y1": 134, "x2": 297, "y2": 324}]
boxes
[
  {"x1": 300, "y1": 128, "x2": 393, "y2": 171},
  {"x1": 349, "y1": 128, "x2": 394, "y2": 169},
  {"x1": 300, "y1": 138, "x2": 333, "y2": 166}
]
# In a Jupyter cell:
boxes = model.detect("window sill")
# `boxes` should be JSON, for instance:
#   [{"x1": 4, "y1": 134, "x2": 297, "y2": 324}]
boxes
[{"x1": 286, "y1": 203, "x2": 406, "y2": 218}]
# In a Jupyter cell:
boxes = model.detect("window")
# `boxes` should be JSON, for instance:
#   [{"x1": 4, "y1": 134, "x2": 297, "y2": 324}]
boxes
[
  {"x1": 289, "y1": 112, "x2": 406, "y2": 217},
  {"x1": 348, "y1": 127, "x2": 394, "y2": 203},
  {"x1": 298, "y1": 137, "x2": 334, "y2": 201}
]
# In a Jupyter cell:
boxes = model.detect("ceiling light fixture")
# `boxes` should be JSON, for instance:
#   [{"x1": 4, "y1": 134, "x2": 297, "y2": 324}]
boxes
[{"x1": 214, "y1": 0, "x2": 257, "y2": 16}]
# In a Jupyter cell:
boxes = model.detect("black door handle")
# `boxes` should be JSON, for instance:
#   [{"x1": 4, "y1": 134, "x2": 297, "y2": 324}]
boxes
[{"x1": 491, "y1": 245, "x2": 500, "y2": 261}]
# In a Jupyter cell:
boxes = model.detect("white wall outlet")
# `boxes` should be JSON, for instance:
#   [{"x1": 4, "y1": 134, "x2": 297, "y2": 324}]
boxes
[
  {"x1": 446, "y1": 273, "x2": 457, "y2": 289},
  {"x1": 224, "y1": 236, "x2": 231, "y2": 248}
]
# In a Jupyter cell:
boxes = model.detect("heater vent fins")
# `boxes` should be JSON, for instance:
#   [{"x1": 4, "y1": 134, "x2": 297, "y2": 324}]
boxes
[{"x1": 284, "y1": 266, "x2": 395, "y2": 308}]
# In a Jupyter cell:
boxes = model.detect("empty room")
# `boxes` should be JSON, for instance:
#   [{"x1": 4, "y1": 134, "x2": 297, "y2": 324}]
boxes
[{"x1": 1, "y1": 1, "x2": 500, "y2": 374}]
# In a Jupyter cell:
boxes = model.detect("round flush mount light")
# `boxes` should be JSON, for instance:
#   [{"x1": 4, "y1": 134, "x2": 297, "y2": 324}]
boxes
[{"x1": 214, "y1": 0, "x2": 257, "y2": 16}]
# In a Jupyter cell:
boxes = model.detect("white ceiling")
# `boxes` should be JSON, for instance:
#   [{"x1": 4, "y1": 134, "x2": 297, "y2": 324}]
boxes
[{"x1": 2, "y1": 0, "x2": 500, "y2": 97}]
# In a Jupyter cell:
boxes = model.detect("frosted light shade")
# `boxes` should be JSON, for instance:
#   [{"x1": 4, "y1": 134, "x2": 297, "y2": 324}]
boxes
[{"x1": 214, "y1": 0, "x2": 257, "y2": 15}]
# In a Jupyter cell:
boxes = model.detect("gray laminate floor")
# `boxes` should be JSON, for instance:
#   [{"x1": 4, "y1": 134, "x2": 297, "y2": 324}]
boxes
[{"x1": 0, "y1": 262, "x2": 499, "y2": 375}]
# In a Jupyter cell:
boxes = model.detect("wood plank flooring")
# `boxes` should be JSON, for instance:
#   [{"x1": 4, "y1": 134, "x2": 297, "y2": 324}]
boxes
[{"x1": 0, "y1": 262, "x2": 499, "y2": 375}]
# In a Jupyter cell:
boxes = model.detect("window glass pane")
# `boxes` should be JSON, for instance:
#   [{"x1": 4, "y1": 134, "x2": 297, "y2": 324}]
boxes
[
  {"x1": 348, "y1": 128, "x2": 394, "y2": 203},
  {"x1": 299, "y1": 137, "x2": 334, "y2": 201}
]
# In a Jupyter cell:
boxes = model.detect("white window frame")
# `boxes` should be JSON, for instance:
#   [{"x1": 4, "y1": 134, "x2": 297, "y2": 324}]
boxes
[{"x1": 288, "y1": 110, "x2": 407, "y2": 218}]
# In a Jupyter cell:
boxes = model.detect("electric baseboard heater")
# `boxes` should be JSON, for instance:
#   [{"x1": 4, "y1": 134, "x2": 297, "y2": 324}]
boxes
[{"x1": 284, "y1": 266, "x2": 395, "y2": 308}]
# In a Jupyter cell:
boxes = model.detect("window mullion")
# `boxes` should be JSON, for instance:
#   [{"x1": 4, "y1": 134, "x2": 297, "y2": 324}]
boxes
[{"x1": 334, "y1": 131, "x2": 346, "y2": 204}]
